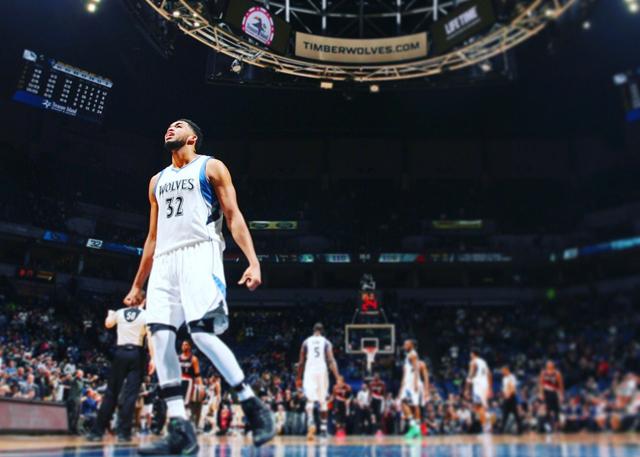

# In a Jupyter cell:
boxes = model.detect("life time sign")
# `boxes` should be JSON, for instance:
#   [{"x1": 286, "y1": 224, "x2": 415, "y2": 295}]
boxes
[{"x1": 430, "y1": 0, "x2": 496, "y2": 55}]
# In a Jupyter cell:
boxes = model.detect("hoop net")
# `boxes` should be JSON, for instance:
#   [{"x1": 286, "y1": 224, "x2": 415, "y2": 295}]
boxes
[{"x1": 364, "y1": 347, "x2": 378, "y2": 374}]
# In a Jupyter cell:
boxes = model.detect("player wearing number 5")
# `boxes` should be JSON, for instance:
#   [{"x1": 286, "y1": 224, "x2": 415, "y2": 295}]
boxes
[
  {"x1": 296, "y1": 323, "x2": 340, "y2": 441},
  {"x1": 123, "y1": 119, "x2": 274, "y2": 455}
]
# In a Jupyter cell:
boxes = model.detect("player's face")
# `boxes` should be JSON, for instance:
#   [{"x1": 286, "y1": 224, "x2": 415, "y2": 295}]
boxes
[
  {"x1": 546, "y1": 361, "x2": 554, "y2": 371},
  {"x1": 403, "y1": 340, "x2": 412, "y2": 352},
  {"x1": 164, "y1": 121, "x2": 196, "y2": 152},
  {"x1": 182, "y1": 341, "x2": 191, "y2": 353}
]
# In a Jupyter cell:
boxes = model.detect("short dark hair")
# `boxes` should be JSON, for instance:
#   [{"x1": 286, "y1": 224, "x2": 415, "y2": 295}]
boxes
[
  {"x1": 313, "y1": 322, "x2": 324, "y2": 334},
  {"x1": 178, "y1": 118, "x2": 203, "y2": 152},
  {"x1": 470, "y1": 347, "x2": 480, "y2": 356}
]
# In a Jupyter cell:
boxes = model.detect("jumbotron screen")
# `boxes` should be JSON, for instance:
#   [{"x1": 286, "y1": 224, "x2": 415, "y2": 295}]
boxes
[{"x1": 12, "y1": 49, "x2": 113, "y2": 123}]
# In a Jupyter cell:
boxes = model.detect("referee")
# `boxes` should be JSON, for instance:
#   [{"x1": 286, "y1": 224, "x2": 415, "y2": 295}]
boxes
[{"x1": 87, "y1": 304, "x2": 147, "y2": 442}]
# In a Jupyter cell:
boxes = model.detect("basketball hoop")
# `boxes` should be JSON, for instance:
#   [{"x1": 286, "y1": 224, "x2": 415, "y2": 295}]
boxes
[{"x1": 364, "y1": 347, "x2": 378, "y2": 374}]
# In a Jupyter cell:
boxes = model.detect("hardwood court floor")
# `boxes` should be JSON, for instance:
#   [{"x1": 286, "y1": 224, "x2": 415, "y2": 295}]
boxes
[{"x1": 0, "y1": 432, "x2": 638, "y2": 456}]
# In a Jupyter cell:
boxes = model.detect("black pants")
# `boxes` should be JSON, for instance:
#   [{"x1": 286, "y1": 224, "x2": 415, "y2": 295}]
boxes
[
  {"x1": 371, "y1": 398, "x2": 383, "y2": 429},
  {"x1": 67, "y1": 398, "x2": 81, "y2": 434},
  {"x1": 501, "y1": 396, "x2": 521, "y2": 433},
  {"x1": 93, "y1": 346, "x2": 144, "y2": 436},
  {"x1": 544, "y1": 390, "x2": 560, "y2": 425}
]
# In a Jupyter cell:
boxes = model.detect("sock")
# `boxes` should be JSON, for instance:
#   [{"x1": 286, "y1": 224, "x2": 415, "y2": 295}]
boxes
[
  {"x1": 167, "y1": 398, "x2": 187, "y2": 419},
  {"x1": 320, "y1": 418, "x2": 328, "y2": 432},
  {"x1": 151, "y1": 330, "x2": 187, "y2": 419},
  {"x1": 190, "y1": 332, "x2": 245, "y2": 386},
  {"x1": 306, "y1": 402, "x2": 315, "y2": 428},
  {"x1": 235, "y1": 383, "x2": 255, "y2": 402}
]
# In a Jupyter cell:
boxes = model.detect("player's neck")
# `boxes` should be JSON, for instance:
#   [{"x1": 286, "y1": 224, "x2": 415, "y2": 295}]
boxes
[{"x1": 171, "y1": 148, "x2": 198, "y2": 168}]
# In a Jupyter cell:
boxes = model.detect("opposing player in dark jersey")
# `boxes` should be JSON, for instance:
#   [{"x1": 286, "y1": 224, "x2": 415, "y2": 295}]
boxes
[
  {"x1": 369, "y1": 374, "x2": 386, "y2": 436},
  {"x1": 539, "y1": 360, "x2": 564, "y2": 431},
  {"x1": 179, "y1": 341, "x2": 205, "y2": 428},
  {"x1": 331, "y1": 376, "x2": 352, "y2": 436}
]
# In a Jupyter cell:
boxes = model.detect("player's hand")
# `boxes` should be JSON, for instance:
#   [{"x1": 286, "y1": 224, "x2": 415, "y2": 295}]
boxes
[
  {"x1": 148, "y1": 360, "x2": 156, "y2": 375},
  {"x1": 487, "y1": 389, "x2": 493, "y2": 400},
  {"x1": 123, "y1": 286, "x2": 144, "y2": 306},
  {"x1": 295, "y1": 378, "x2": 302, "y2": 390},
  {"x1": 238, "y1": 264, "x2": 261, "y2": 291}
]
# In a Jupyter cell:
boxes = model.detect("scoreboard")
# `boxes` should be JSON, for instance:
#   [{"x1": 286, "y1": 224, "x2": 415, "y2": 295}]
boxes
[{"x1": 12, "y1": 49, "x2": 113, "y2": 123}]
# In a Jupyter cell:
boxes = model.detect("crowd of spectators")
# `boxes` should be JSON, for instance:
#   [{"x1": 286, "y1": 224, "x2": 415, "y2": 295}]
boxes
[{"x1": 1, "y1": 281, "x2": 638, "y2": 436}]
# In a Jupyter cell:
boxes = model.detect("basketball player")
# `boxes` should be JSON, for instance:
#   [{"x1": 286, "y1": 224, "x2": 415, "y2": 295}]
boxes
[
  {"x1": 139, "y1": 376, "x2": 154, "y2": 435},
  {"x1": 539, "y1": 360, "x2": 564, "y2": 431},
  {"x1": 369, "y1": 373, "x2": 386, "y2": 436},
  {"x1": 199, "y1": 374, "x2": 222, "y2": 434},
  {"x1": 123, "y1": 119, "x2": 274, "y2": 454},
  {"x1": 399, "y1": 339, "x2": 421, "y2": 438},
  {"x1": 466, "y1": 348, "x2": 492, "y2": 432},
  {"x1": 179, "y1": 341, "x2": 205, "y2": 427},
  {"x1": 296, "y1": 323, "x2": 340, "y2": 440},
  {"x1": 331, "y1": 375, "x2": 352, "y2": 436}
]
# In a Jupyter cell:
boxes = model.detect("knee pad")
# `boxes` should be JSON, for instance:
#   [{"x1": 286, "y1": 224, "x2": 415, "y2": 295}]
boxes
[
  {"x1": 187, "y1": 302, "x2": 228, "y2": 335},
  {"x1": 148, "y1": 323, "x2": 177, "y2": 335}
]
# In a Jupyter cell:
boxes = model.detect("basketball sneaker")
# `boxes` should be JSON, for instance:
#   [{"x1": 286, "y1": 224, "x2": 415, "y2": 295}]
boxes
[
  {"x1": 307, "y1": 425, "x2": 316, "y2": 441},
  {"x1": 404, "y1": 423, "x2": 421, "y2": 439},
  {"x1": 137, "y1": 417, "x2": 199, "y2": 455},
  {"x1": 241, "y1": 397, "x2": 276, "y2": 447}
]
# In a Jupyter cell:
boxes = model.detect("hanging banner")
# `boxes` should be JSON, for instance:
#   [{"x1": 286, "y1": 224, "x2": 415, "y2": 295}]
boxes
[
  {"x1": 430, "y1": 0, "x2": 496, "y2": 55},
  {"x1": 295, "y1": 32, "x2": 428, "y2": 64}
]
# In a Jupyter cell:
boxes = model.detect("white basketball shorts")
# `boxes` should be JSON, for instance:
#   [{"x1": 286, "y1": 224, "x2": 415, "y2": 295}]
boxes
[{"x1": 147, "y1": 240, "x2": 228, "y2": 331}]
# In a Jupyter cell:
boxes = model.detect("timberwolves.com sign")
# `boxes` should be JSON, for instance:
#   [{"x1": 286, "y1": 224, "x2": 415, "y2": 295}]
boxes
[{"x1": 295, "y1": 32, "x2": 428, "y2": 64}]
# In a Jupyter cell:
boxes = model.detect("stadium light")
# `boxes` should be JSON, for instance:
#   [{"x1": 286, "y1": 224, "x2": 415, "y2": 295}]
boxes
[
  {"x1": 320, "y1": 81, "x2": 334, "y2": 90},
  {"x1": 230, "y1": 59, "x2": 243, "y2": 74},
  {"x1": 369, "y1": 84, "x2": 380, "y2": 93},
  {"x1": 172, "y1": 10, "x2": 181, "y2": 18},
  {"x1": 86, "y1": 2, "x2": 97, "y2": 13},
  {"x1": 582, "y1": 20, "x2": 591, "y2": 30}
]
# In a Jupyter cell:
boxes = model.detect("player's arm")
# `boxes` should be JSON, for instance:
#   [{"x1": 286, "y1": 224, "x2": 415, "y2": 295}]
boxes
[
  {"x1": 124, "y1": 175, "x2": 160, "y2": 306},
  {"x1": 538, "y1": 371, "x2": 544, "y2": 399},
  {"x1": 420, "y1": 362, "x2": 430, "y2": 401},
  {"x1": 193, "y1": 357, "x2": 203, "y2": 385},
  {"x1": 557, "y1": 372, "x2": 565, "y2": 402},
  {"x1": 146, "y1": 328, "x2": 156, "y2": 375},
  {"x1": 296, "y1": 344, "x2": 306, "y2": 389},
  {"x1": 326, "y1": 342, "x2": 340, "y2": 380},
  {"x1": 487, "y1": 368, "x2": 493, "y2": 399},
  {"x1": 466, "y1": 361, "x2": 476, "y2": 397},
  {"x1": 207, "y1": 159, "x2": 261, "y2": 291},
  {"x1": 105, "y1": 310, "x2": 117, "y2": 329},
  {"x1": 410, "y1": 353, "x2": 419, "y2": 391}
]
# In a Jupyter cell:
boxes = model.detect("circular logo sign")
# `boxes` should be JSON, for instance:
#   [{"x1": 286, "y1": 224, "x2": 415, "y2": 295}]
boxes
[{"x1": 241, "y1": 6, "x2": 275, "y2": 46}]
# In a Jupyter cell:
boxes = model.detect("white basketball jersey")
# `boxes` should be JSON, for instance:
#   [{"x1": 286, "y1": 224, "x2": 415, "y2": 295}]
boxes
[
  {"x1": 403, "y1": 349, "x2": 418, "y2": 388},
  {"x1": 154, "y1": 155, "x2": 224, "y2": 256},
  {"x1": 304, "y1": 335, "x2": 330, "y2": 374},
  {"x1": 472, "y1": 357, "x2": 489, "y2": 384}
]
